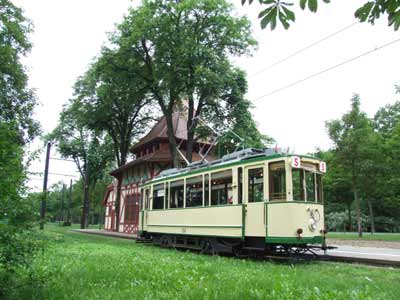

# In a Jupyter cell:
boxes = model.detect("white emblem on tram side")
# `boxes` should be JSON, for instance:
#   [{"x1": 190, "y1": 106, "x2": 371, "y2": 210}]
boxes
[{"x1": 307, "y1": 208, "x2": 320, "y2": 232}]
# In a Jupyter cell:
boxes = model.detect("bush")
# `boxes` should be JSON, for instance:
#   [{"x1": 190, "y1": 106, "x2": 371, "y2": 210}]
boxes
[{"x1": 0, "y1": 226, "x2": 47, "y2": 296}]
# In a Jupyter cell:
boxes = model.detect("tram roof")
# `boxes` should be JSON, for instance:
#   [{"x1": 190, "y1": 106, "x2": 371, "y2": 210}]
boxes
[{"x1": 142, "y1": 148, "x2": 321, "y2": 187}]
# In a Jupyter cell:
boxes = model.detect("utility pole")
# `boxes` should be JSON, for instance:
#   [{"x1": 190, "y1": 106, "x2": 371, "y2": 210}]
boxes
[
  {"x1": 40, "y1": 142, "x2": 51, "y2": 230},
  {"x1": 59, "y1": 184, "x2": 66, "y2": 224},
  {"x1": 66, "y1": 179, "x2": 72, "y2": 225}
]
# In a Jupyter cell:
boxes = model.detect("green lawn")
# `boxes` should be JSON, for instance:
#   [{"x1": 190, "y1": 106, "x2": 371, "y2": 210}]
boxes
[
  {"x1": 9, "y1": 225, "x2": 400, "y2": 300},
  {"x1": 327, "y1": 232, "x2": 400, "y2": 242}
]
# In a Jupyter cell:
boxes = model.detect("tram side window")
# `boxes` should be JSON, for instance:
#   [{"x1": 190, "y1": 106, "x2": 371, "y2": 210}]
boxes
[
  {"x1": 170, "y1": 180, "x2": 184, "y2": 208},
  {"x1": 165, "y1": 183, "x2": 169, "y2": 208},
  {"x1": 238, "y1": 167, "x2": 243, "y2": 204},
  {"x1": 186, "y1": 176, "x2": 203, "y2": 207},
  {"x1": 152, "y1": 184, "x2": 164, "y2": 209},
  {"x1": 305, "y1": 171, "x2": 316, "y2": 202},
  {"x1": 211, "y1": 170, "x2": 233, "y2": 205},
  {"x1": 269, "y1": 162, "x2": 286, "y2": 201},
  {"x1": 145, "y1": 188, "x2": 150, "y2": 210},
  {"x1": 292, "y1": 168, "x2": 305, "y2": 201},
  {"x1": 248, "y1": 167, "x2": 264, "y2": 202},
  {"x1": 316, "y1": 174, "x2": 323, "y2": 203},
  {"x1": 204, "y1": 174, "x2": 210, "y2": 206}
]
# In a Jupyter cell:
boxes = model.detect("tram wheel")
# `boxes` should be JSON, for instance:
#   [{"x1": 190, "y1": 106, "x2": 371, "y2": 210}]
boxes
[
  {"x1": 201, "y1": 240, "x2": 216, "y2": 255},
  {"x1": 160, "y1": 236, "x2": 170, "y2": 248}
]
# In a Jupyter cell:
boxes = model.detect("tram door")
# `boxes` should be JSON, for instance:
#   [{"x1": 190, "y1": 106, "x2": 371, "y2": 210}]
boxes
[{"x1": 244, "y1": 164, "x2": 267, "y2": 237}]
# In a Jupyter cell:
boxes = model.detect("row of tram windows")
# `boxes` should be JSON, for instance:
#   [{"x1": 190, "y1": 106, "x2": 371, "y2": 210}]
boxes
[{"x1": 146, "y1": 161, "x2": 323, "y2": 210}]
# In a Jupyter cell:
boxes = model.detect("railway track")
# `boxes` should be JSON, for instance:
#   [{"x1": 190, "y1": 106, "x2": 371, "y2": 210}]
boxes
[{"x1": 248, "y1": 252, "x2": 400, "y2": 268}]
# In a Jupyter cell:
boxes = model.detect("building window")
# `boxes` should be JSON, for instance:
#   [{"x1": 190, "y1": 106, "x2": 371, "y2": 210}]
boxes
[
  {"x1": 269, "y1": 162, "x2": 286, "y2": 201},
  {"x1": 204, "y1": 174, "x2": 209, "y2": 206},
  {"x1": 152, "y1": 184, "x2": 164, "y2": 209},
  {"x1": 169, "y1": 180, "x2": 184, "y2": 208},
  {"x1": 186, "y1": 176, "x2": 203, "y2": 207},
  {"x1": 248, "y1": 167, "x2": 264, "y2": 202},
  {"x1": 211, "y1": 169, "x2": 233, "y2": 206}
]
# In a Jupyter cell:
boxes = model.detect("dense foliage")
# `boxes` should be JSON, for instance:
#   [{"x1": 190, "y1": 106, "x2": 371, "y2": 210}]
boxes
[
  {"x1": 105, "y1": 0, "x2": 259, "y2": 166},
  {"x1": 242, "y1": 0, "x2": 400, "y2": 31},
  {"x1": 0, "y1": 1, "x2": 43, "y2": 295},
  {"x1": 69, "y1": 0, "x2": 268, "y2": 230},
  {"x1": 322, "y1": 88, "x2": 400, "y2": 233},
  {"x1": 0, "y1": 0, "x2": 39, "y2": 143}
]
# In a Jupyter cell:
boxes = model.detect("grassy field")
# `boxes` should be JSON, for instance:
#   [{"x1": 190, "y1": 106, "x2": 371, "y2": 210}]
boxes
[
  {"x1": 327, "y1": 232, "x2": 400, "y2": 242},
  {"x1": 8, "y1": 225, "x2": 400, "y2": 300}
]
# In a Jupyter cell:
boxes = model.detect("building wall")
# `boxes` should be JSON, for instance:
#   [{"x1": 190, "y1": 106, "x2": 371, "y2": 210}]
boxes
[{"x1": 105, "y1": 161, "x2": 168, "y2": 233}]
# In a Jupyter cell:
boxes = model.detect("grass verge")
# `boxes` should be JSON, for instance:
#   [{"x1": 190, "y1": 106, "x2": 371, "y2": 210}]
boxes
[
  {"x1": 7, "y1": 225, "x2": 400, "y2": 300},
  {"x1": 327, "y1": 232, "x2": 400, "y2": 242}
]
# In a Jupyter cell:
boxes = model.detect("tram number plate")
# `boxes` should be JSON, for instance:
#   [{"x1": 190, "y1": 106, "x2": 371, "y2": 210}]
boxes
[
  {"x1": 292, "y1": 156, "x2": 301, "y2": 168},
  {"x1": 319, "y1": 161, "x2": 327, "y2": 173}
]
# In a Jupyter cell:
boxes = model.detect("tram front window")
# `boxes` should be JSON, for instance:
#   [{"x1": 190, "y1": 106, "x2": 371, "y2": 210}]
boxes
[
  {"x1": 292, "y1": 167, "x2": 320, "y2": 202},
  {"x1": 305, "y1": 171, "x2": 316, "y2": 202},
  {"x1": 292, "y1": 168, "x2": 304, "y2": 201},
  {"x1": 316, "y1": 174, "x2": 323, "y2": 203},
  {"x1": 269, "y1": 162, "x2": 286, "y2": 201}
]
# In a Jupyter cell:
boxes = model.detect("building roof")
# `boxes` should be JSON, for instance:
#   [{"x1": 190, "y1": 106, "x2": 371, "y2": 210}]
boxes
[
  {"x1": 110, "y1": 149, "x2": 214, "y2": 176},
  {"x1": 131, "y1": 111, "x2": 188, "y2": 152}
]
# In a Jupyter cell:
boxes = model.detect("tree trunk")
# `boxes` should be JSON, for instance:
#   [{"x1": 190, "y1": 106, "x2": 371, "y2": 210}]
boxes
[
  {"x1": 353, "y1": 186, "x2": 362, "y2": 237},
  {"x1": 165, "y1": 113, "x2": 179, "y2": 168},
  {"x1": 114, "y1": 175, "x2": 122, "y2": 232},
  {"x1": 186, "y1": 128, "x2": 195, "y2": 163},
  {"x1": 367, "y1": 199, "x2": 376, "y2": 234},
  {"x1": 347, "y1": 202, "x2": 352, "y2": 232},
  {"x1": 186, "y1": 97, "x2": 195, "y2": 163},
  {"x1": 81, "y1": 168, "x2": 90, "y2": 229}
]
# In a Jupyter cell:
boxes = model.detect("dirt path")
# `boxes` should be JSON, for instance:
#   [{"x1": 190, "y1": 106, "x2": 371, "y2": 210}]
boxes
[{"x1": 327, "y1": 238, "x2": 400, "y2": 250}]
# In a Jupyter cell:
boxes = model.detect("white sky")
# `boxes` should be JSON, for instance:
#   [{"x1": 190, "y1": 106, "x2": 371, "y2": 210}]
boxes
[{"x1": 15, "y1": 0, "x2": 400, "y2": 191}]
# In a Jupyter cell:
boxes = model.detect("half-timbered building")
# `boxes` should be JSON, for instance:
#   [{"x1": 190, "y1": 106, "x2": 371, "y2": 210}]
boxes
[{"x1": 103, "y1": 110, "x2": 215, "y2": 234}]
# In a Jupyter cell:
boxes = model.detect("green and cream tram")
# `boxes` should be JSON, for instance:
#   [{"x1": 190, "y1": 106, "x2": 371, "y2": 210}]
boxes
[{"x1": 138, "y1": 149, "x2": 326, "y2": 254}]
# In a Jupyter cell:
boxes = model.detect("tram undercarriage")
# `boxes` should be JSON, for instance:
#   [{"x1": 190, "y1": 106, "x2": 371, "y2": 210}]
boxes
[{"x1": 138, "y1": 233, "x2": 332, "y2": 257}]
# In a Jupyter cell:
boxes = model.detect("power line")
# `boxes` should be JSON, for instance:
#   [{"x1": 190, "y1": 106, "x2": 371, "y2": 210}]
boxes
[
  {"x1": 31, "y1": 172, "x2": 78, "y2": 178},
  {"x1": 50, "y1": 157, "x2": 75, "y2": 162},
  {"x1": 252, "y1": 37, "x2": 400, "y2": 101},
  {"x1": 249, "y1": 22, "x2": 358, "y2": 78}
]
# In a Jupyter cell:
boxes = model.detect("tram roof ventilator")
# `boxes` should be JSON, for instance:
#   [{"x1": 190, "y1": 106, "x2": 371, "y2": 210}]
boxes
[{"x1": 156, "y1": 148, "x2": 280, "y2": 179}]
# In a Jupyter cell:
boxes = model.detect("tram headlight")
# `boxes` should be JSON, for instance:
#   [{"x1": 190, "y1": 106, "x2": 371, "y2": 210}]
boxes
[{"x1": 309, "y1": 218, "x2": 317, "y2": 232}]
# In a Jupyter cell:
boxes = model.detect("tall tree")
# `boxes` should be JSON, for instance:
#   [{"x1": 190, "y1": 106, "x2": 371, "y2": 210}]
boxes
[
  {"x1": 112, "y1": 0, "x2": 257, "y2": 166},
  {"x1": 0, "y1": 0, "x2": 39, "y2": 143},
  {"x1": 48, "y1": 100, "x2": 114, "y2": 228},
  {"x1": 326, "y1": 94, "x2": 375, "y2": 237},
  {"x1": 0, "y1": 1, "x2": 41, "y2": 294},
  {"x1": 74, "y1": 48, "x2": 156, "y2": 231},
  {"x1": 200, "y1": 68, "x2": 274, "y2": 155},
  {"x1": 241, "y1": 0, "x2": 400, "y2": 31},
  {"x1": 372, "y1": 87, "x2": 400, "y2": 227}
]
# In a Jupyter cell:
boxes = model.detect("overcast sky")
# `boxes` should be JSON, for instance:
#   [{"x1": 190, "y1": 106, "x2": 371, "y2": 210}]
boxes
[{"x1": 15, "y1": 0, "x2": 400, "y2": 191}]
